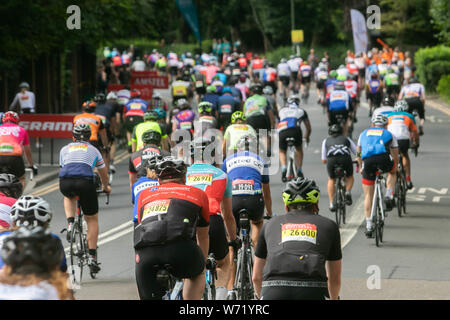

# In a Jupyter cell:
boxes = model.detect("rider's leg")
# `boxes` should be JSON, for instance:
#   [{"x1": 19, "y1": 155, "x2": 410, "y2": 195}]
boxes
[
  {"x1": 403, "y1": 152, "x2": 411, "y2": 180},
  {"x1": 183, "y1": 271, "x2": 206, "y2": 300},
  {"x1": 63, "y1": 196, "x2": 77, "y2": 219},
  {"x1": 345, "y1": 175, "x2": 355, "y2": 192},
  {"x1": 294, "y1": 144, "x2": 304, "y2": 175},
  {"x1": 250, "y1": 218, "x2": 264, "y2": 248},
  {"x1": 362, "y1": 183, "x2": 375, "y2": 230},
  {"x1": 84, "y1": 214, "x2": 99, "y2": 252},
  {"x1": 279, "y1": 149, "x2": 287, "y2": 178},
  {"x1": 328, "y1": 178, "x2": 336, "y2": 206}
]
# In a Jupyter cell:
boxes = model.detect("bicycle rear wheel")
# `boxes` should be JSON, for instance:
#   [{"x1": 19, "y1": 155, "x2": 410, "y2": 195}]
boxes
[
  {"x1": 374, "y1": 200, "x2": 381, "y2": 247},
  {"x1": 396, "y1": 177, "x2": 403, "y2": 217},
  {"x1": 69, "y1": 222, "x2": 85, "y2": 287},
  {"x1": 334, "y1": 185, "x2": 341, "y2": 226}
]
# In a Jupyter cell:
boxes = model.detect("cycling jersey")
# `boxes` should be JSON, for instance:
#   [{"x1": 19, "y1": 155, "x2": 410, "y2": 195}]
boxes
[
  {"x1": 244, "y1": 94, "x2": 269, "y2": 118},
  {"x1": 0, "y1": 282, "x2": 59, "y2": 300},
  {"x1": 367, "y1": 79, "x2": 382, "y2": 94},
  {"x1": 193, "y1": 116, "x2": 218, "y2": 138},
  {"x1": 124, "y1": 99, "x2": 149, "y2": 118},
  {"x1": 73, "y1": 113, "x2": 104, "y2": 142},
  {"x1": 235, "y1": 82, "x2": 249, "y2": 101},
  {"x1": 299, "y1": 65, "x2": 312, "y2": 78},
  {"x1": 372, "y1": 106, "x2": 394, "y2": 118},
  {"x1": 0, "y1": 193, "x2": 16, "y2": 228},
  {"x1": 346, "y1": 63, "x2": 358, "y2": 75},
  {"x1": 174, "y1": 109, "x2": 196, "y2": 131},
  {"x1": 287, "y1": 59, "x2": 300, "y2": 72},
  {"x1": 358, "y1": 128, "x2": 398, "y2": 159},
  {"x1": 321, "y1": 135, "x2": 357, "y2": 160},
  {"x1": 325, "y1": 79, "x2": 337, "y2": 94},
  {"x1": 387, "y1": 111, "x2": 417, "y2": 140},
  {"x1": 0, "y1": 123, "x2": 30, "y2": 156},
  {"x1": 117, "y1": 89, "x2": 130, "y2": 106},
  {"x1": 217, "y1": 94, "x2": 238, "y2": 116},
  {"x1": 336, "y1": 67, "x2": 349, "y2": 78},
  {"x1": 278, "y1": 105, "x2": 308, "y2": 133},
  {"x1": 94, "y1": 104, "x2": 115, "y2": 128},
  {"x1": 202, "y1": 93, "x2": 220, "y2": 111},
  {"x1": 59, "y1": 141, "x2": 105, "y2": 179},
  {"x1": 328, "y1": 90, "x2": 351, "y2": 112},
  {"x1": 400, "y1": 83, "x2": 425, "y2": 99},
  {"x1": 344, "y1": 80, "x2": 358, "y2": 98},
  {"x1": 129, "y1": 145, "x2": 171, "y2": 178},
  {"x1": 384, "y1": 73, "x2": 400, "y2": 86},
  {"x1": 132, "y1": 176, "x2": 159, "y2": 223},
  {"x1": 367, "y1": 64, "x2": 378, "y2": 75},
  {"x1": 315, "y1": 69, "x2": 328, "y2": 82},
  {"x1": 223, "y1": 124, "x2": 257, "y2": 151},
  {"x1": 263, "y1": 68, "x2": 277, "y2": 82},
  {"x1": 251, "y1": 59, "x2": 263, "y2": 70},
  {"x1": 238, "y1": 57, "x2": 248, "y2": 68},
  {"x1": 10, "y1": 91, "x2": 36, "y2": 113},
  {"x1": 222, "y1": 151, "x2": 269, "y2": 196},
  {"x1": 148, "y1": 99, "x2": 168, "y2": 112},
  {"x1": 277, "y1": 63, "x2": 291, "y2": 77},
  {"x1": 131, "y1": 121, "x2": 167, "y2": 151},
  {"x1": 186, "y1": 163, "x2": 232, "y2": 216}
]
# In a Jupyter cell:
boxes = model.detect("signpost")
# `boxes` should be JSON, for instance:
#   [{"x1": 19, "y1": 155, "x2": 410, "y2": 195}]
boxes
[{"x1": 291, "y1": 29, "x2": 304, "y2": 56}]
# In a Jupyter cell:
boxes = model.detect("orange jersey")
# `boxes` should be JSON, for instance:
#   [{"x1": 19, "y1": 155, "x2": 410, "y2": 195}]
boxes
[
  {"x1": 387, "y1": 112, "x2": 417, "y2": 140},
  {"x1": 73, "y1": 113, "x2": 103, "y2": 141}
]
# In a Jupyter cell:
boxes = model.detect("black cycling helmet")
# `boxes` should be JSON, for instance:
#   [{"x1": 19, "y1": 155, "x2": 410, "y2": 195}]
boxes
[
  {"x1": 144, "y1": 110, "x2": 158, "y2": 121},
  {"x1": 141, "y1": 129, "x2": 161, "y2": 146},
  {"x1": 72, "y1": 123, "x2": 91, "y2": 141},
  {"x1": 282, "y1": 177, "x2": 320, "y2": 206},
  {"x1": 249, "y1": 83, "x2": 263, "y2": 95},
  {"x1": 94, "y1": 93, "x2": 106, "y2": 104},
  {"x1": 1, "y1": 226, "x2": 63, "y2": 275},
  {"x1": 190, "y1": 137, "x2": 215, "y2": 159},
  {"x1": 155, "y1": 157, "x2": 187, "y2": 180},
  {"x1": 382, "y1": 96, "x2": 394, "y2": 107},
  {"x1": 0, "y1": 173, "x2": 23, "y2": 199},
  {"x1": 328, "y1": 124, "x2": 343, "y2": 136},
  {"x1": 142, "y1": 154, "x2": 164, "y2": 171}
]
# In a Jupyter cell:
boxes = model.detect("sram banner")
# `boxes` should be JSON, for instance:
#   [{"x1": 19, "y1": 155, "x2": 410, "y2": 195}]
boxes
[
  {"x1": 130, "y1": 71, "x2": 169, "y2": 89},
  {"x1": 19, "y1": 114, "x2": 75, "y2": 138},
  {"x1": 107, "y1": 84, "x2": 153, "y2": 100}
]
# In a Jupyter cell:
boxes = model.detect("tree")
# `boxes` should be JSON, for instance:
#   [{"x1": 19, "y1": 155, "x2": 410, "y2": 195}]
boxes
[{"x1": 430, "y1": 0, "x2": 450, "y2": 45}]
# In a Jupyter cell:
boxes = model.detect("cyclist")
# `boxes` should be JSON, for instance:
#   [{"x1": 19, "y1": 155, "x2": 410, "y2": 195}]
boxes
[
  {"x1": 366, "y1": 72, "x2": 383, "y2": 117},
  {"x1": 278, "y1": 96, "x2": 311, "y2": 181},
  {"x1": 172, "y1": 100, "x2": 196, "y2": 159},
  {"x1": 134, "y1": 157, "x2": 210, "y2": 300},
  {"x1": 263, "y1": 86, "x2": 278, "y2": 118},
  {"x1": 387, "y1": 100, "x2": 420, "y2": 189},
  {"x1": 344, "y1": 74, "x2": 359, "y2": 124},
  {"x1": 372, "y1": 96, "x2": 395, "y2": 118},
  {"x1": 262, "y1": 62, "x2": 277, "y2": 95},
  {"x1": 0, "y1": 226, "x2": 73, "y2": 300},
  {"x1": 94, "y1": 93, "x2": 116, "y2": 170},
  {"x1": 202, "y1": 85, "x2": 220, "y2": 114},
  {"x1": 398, "y1": 77, "x2": 426, "y2": 136},
  {"x1": 298, "y1": 61, "x2": 312, "y2": 103},
  {"x1": 314, "y1": 64, "x2": 329, "y2": 105},
  {"x1": 235, "y1": 75, "x2": 250, "y2": 102},
  {"x1": 217, "y1": 87, "x2": 239, "y2": 131},
  {"x1": 321, "y1": 124, "x2": 357, "y2": 212},
  {"x1": 148, "y1": 91, "x2": 168, "y2": 113},
  {"x1": 193, "y1": 102, "x2": 218, "y2": 139},
  {"x1": 59, "y1": 123, "x2": 111, "y2": 274},
  {"x1": 105, "y1": 91, "x2": 122, "y2": 173},
  {"x1": 288, "y1": 55, "x2": 301, "y2": 94},
  {"x1": 171, "y1": 76, "x2": 191, "y2": 106},
  {"x1": 277, "y1": 58, "x2": 291, "y2": 101},
  {"x1": 327, "y1": 81, "x2": 352, "y2": 137},
  {"x1": 9, "y1": 195, "x2": 67, "y2": 273},
  {"x1": 383, "y1": 68, "x2": 401, "y2": 102},
  {"x1": 252, "y1": 178, "x2": 342, "y2": 300},
  {"x1": 9, "y1": 82, "x2": 35, "y2": 114},
  {"x1": 191, "y1": 70, "x2": 207, "y2": 104},
  {"x1": 0, "y1": 174, "x2": 23, "y2": 229},
  {"x1": 250, "y1": 54, "x2": 264, "y2": 81},
  {"x1": 0, "y1": 112, "x2": 37, "y2": 189},
  {"x1": 129, "y1": 129, "x2": 171, "y2": 188},
  {"x1": 188, "y1": 137, "x2": 238, "y2": 300},
  {"x1": 131, "y1": 111, "x2": 169, "y2": 153},
  {"x1": 122, "y1": 90, "x2": 149, "y2": 152},
  {"x1": 355, "y1": 114, "x2": 399, "y2": 238},
  {"x1": 222, "y1": 111, "x2": 257, "y2": 157}
]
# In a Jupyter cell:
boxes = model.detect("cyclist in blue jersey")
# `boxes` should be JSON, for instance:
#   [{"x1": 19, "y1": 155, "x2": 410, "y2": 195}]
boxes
[
  {"x1": 217, "y1": 87, "x2": 239, "y2": 131},
  {"x1": 59, "y1": 124, "x2": 111, "y2": 273},
  {"x1": 187, "y1": 137, "x2": 238, "y2": 300},
  {"x1": 356, "y1": 114, "x2": 399, "y2": 238},
  {"x1": 123, "y1": 89, "x2": 149, "y2": 153},
  {"x1": 327, "y1": 81, "x2": 352, "y2": 136},
  {"x1": 202, "y1": 85, "x2": 220, "y2": 114},
  {"x1": 366, "y1": 73, "x2": 383, "y2": 117}
]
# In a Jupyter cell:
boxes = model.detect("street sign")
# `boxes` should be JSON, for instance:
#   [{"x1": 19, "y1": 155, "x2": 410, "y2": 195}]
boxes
[
  {"x1": 19, "y1": 114, "x2": 75, "y2": 138},
  {"x1": 291, "y1": 29, "x2": 304, "y2": 44}
]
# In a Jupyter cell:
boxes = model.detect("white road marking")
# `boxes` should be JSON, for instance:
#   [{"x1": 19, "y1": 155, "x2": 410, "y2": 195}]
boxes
[{"x1": 340, "y1": 194, "x2": 365, "y2": 249}]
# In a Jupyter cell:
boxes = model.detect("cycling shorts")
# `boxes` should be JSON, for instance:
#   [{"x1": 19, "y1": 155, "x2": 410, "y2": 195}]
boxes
[
  {"x1": 327, "y1": 156, "x2": 353, "y2": 179},
  {"x1": 195, "y1": 86, "x2": 206, "y2": 95},
  {"x1": 358, "y1": 68, "x2": 365, "y2": 78},
  {"x1": 329, "y1": 109, "x2": 349, "y2": 126},
  {"x1": 261, "y1": 285, "x2": 328, "y2": 300},
  {"x1": 279, "y1": 76, "x2": 290, "y2": 87},
  {"x1": 59, "y1": 178, "x2": 98, "y2": 215},
  {"x1": 362, "y1": 153, "x2": 395, "y2": 185},
  {"x1": 290, "y1": 71, "x2": 298, "y2": 81},
  {"x1": 169, "y1": 66, "x2": 178, "y2": 76},
  {"x1": 279, "y1": 127, "x2": 302, "y2": 151},
  {"x1": 247, "y1": 114, "x2": 270, "y2": 134},
  {"x1": 232, "y1": 194, "x2": 265, "y2": 235},
  {"x1": 405, "y1": 97, "x2": 425, "y2": 120},
  {"x1": 386, "y1": 85, "x2": 400, "y2": 97},
  {"x1": 0, "y1": 155, "x2": 25, "y2": 178},
  {"x1": 124, "y1": 116, "x2": 144, "y2": 133},
  {"x1": 300, "y1": 75, "x2": 311, "y2": 84},
  {"x1": 367, "y1": 91, "x2": 382, "y2": 106},
  {"x1": 397, "y1": 139, "x2": 410, "y2": 156},
  {"x1": 135, "y1": 240, "x2": 205, "y2": 300},
  {"x1": 209, "y1": 215, "x2": 229, "y2": 261},
  {"x1": 316, "y1": 80, "x2": 326, "y2": 90}
]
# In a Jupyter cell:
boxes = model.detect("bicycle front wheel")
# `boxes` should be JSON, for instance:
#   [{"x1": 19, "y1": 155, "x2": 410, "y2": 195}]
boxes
[{"x1": 69, "y1": 223, "x2": 85, "y2": 287}]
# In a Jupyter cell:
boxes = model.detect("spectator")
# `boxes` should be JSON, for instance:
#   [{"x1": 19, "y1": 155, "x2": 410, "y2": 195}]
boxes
[
  {"x1": 96, "y1": 65, "x2": 108, "y2": 94},
  {"x1": 9, "y1": 82, "x2": 35, "y2": 114},
  {"x1": 131, "y1": 57, "x2": 146, "y2": 72}
]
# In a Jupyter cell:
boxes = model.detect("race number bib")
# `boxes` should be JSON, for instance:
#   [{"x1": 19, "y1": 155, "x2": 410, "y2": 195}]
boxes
[
  {"x1": 180, "y1": 121, "x2": 192, "y2": 130},
  {"x1": 232, "y1": 179, "x2": 255, "y2": 195},
  {"x1": 277, "y1": 121, "x2": 288, "y2": 132},
  {"x1": 142, "y1": 199, "x2": 170, "y2": 221},
  {"x1": 196, "y1": 81, "x2": 204, "y2": 88},
  {"x1": 281, "y1": 223, "x2": 317, "y2": 244},
  {"x1": 187, "y1": 173, "x2": 213, "y2": 186},
  {"x1": 220, "y1": 104, "x2": 232, "y2": 113}
]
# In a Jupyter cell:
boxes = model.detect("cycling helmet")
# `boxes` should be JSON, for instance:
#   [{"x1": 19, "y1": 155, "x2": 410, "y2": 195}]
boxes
[
  {"x1": 154, "y1": 107, "x2": 166, "y2": 120},
  {"x1": 143, "y1": 154, "x2": 163, "y2": 171},
  {"x1": 144, "y1": 110, "x2": 158, "y2": 121},
  {"x1": 177, "y1": 99, "x2": 191, "y2": 110},
  {"x1": 153, "y1": 91, "x2": 162, "y2": 99},
  {"x1": 231, "y1": 111, "x2": 246, "y2": 124},
  {"x1": 19, "y1": 82, "x2": 30, "y2": 89},
  {"x1": 336, "y1": 74, "x2": 347, "y2": 81},
  {"x1": 236, "y1": 135, "x2": 258, "y2": 153},
  {"x1": 394, "y1": 100, "x2": 409, "y2": 112},
  {"x1": 206, "y1": 85, "x2": 217, "y2": 93},
  {"x1": 263, "y1": 86, "x2": 274, "y2": 95},
  {"x1": 2, "y1": 111, "x2": 19, "y2": 124},
  {"x1": 287, "y1": 95, "x2": 301, "y2": 106},
  {"x1": 155, "y1": 157, "x2": 187, "y2": 180},
  {"x1": 222, "y1": 87, "x2": 232, "y2": 95},
  {"x1": 382, "y1": 96, "x2": 394, "y2": 107},
  {"x1": 190, "y1": 137, "x2": 215, "y2": 158},
  {"x1": 130, "y1": 89, "x2": 141, "y2": 98},
  {"x1": 334, "y1": 81, "x2": 345, "y2": 91},
  {"x1": 0, "y1": 174, "x2": 22, "y2": 199},
  {"x1": 106, "y1": 91, "x2": 117, "y2": 100},
  {"x1": 198, "y1": 101, "x2": 213, "y2": 114},
  {"x1": 370, "y1": 72, "x2": 378, "y2": 79},
  {"x1": 282, "y1": 177, "x2": 320, "y2": 206},
  {"x1": 280, "y1": 58, "x2": 287, "y2": 63},
  {"x1": 10, "y1": 196, "x2": 52, "y2": 227},
  {"x1": 250, "y1": 83, "x2": 263, "y2": 95},
  {"x1": 329, "y1": 70, "x2": 338, "y2": 78},
  {"x1": 94, "y1": 93, "x2": 106, "y2": 104},
  {"x1": 371, "y1": 113, "x2": 388, "y2": 126},
  {"x1": 141, "y1": 129, "x2": 161, "y2": 146},
  {"x1": 72, "y1": 123, "x2": 92, "y2": 141},
  {"x1": 328, "y1": 124, "x2": 343, "y2": 136},
  {"x1": 409, "y1": 77, "x2": 419, "y2": 84},
  {"x1": 1, "y1": 226, "x2": 63, "y2": 275},
  {"x1": 82, "y1": 100, "x2": 97, "y2": 111}
]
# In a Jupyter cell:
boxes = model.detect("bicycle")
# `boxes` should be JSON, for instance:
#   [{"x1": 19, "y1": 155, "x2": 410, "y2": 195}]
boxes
[
  {"x1": 154, "y1": 264, "x2": 184, "y2": 300},
  {"x1": 395, "y1": 154, "x2": 407, "y2": 217},
  {"x1": 203, "y1": 253, "x2": 217, "y2": 300},
  {"x1": 333, "y1": 161, "x2": 359, "y2": 226},
  {"x1": 283, "y1": 137, "x2": 298, "y2": 182},
  {"x1": 64, "y1": 174, "x2": 109, "y2": 287},
  {"x1": 370, "y1": 172, "x2": 387, "y2": 247}
]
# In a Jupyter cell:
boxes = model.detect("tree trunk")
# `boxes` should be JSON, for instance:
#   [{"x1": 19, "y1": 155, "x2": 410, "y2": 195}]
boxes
[{"x1": 248, "y1": 0, "x2": 272, "y2": 52}]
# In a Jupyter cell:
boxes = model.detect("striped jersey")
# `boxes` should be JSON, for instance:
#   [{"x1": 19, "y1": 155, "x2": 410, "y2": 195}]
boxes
[{"x1": 59, "y1": 141, "x2": 105, "y2": 179}]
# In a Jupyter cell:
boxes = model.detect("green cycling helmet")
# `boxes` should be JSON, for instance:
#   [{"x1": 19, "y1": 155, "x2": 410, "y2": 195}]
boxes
[
  {"x1": 282, "y1": 177, "x2": 320, "y2": 206},
  {"x1": 329, "y1": 70, "x2": 338, "y2": 79},
  {"x1": 198, "y1": 101, "x2": 213, "y2": 114},
  {"x1": 231, "y1": 111, "x2": 246, "y2": 124},
  {"x1": 207, "y1": 85, "x2": 217, "y2": 93},
  {"x1": 336, "y1": 74, "x2": 347, "y2": 81}
]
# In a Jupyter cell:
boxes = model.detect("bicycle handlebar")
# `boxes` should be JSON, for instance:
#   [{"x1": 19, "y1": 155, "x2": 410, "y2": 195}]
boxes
[{"x1": 352, "y1": 160, "x2": 360, "y2": 173}]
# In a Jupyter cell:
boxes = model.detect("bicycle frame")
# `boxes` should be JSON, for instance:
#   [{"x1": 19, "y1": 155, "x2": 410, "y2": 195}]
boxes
[
  {"x1": 285, "y1": 139, "x2": 297, "y2": 182},
  {"x1": 370, "y1": 173, "x2": 386, "y2": 246}
]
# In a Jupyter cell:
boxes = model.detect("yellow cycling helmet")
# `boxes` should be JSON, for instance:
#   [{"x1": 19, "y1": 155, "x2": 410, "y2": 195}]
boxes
[
  {"x1": 282, "y1": 177, "x2": 320, "y2": 206},
  {"x1": 231, "y1": 111, "x2": 246, "y2": 124}
]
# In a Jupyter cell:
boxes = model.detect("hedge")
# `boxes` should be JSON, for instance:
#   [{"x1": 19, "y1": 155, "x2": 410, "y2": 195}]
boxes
[
  {"x1": 437, "y1": 74, "x2": 450, "y2": 103},
  {"x1": 414, "y1": 45, "x2": 450, "y2": 92}
]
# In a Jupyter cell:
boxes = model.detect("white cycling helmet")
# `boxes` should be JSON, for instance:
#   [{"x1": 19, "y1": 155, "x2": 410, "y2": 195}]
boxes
[
  {"x1": 106, "y1": 91, "x2": 117, "y2": 100},
  {"x1": 263, "y1": 86, "x2": 274, "y2": 95},
  {"x1": 10, "y1": 195, "x2": 53, "y2": 227},
  {"x1": 371, "y1": 114, "x2": 388, "y2": 126}
]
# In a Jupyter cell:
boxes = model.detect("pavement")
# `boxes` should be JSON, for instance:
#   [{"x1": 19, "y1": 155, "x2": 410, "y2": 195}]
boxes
[{"x1": 24, "y1": 90, "x2": 450, "y2": 300}]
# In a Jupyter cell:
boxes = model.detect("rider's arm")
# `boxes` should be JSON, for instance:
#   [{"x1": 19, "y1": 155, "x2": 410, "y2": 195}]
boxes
[
  {"x1": 98, "y1": 165, "x2": 111, "y2": 193},
  {"x1": 262, "y1": 183, "x2": 272, "y2": 215},
  {"x1": 321, "y1": 139, "x2": 327, "y2": 164},
  {"x1": 9, "y1": 94, "x2": 19, "y2": 111},
  {"x1": 23, "y1": 145, "x2": 34, "y2": 167},
  {"x1": 303, "y1": 118, "x2": 312, "y2": 143},
  {"x1": 99, "y1": 128, "x2": 108, "y2": 150},
  {"x1": 326, "y1": 259, "x2": 342, "y2": 300},
  {"x1": 267, "y1": 109, "x2": 275, "y2": 129},
  {"x1": 221, "y1": 196, "x2": 237, "y2": 241}
]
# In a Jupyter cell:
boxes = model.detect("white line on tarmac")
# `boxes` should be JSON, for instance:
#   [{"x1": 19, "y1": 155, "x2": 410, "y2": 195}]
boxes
[{"x1": 340, "y1": 194, "x2": 365, "y2": 249}]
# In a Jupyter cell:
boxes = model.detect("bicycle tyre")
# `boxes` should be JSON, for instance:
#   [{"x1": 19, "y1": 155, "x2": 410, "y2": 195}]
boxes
[
  {"x1": 341, "y1": 188, "x2": 347, "y2": 225},
  {"x1": 378, "y1": 202, "x2": 384, "y2": 245},
  {"x1": 374, "y1": 200, "x2": 380, "y2": 247},
  {"x1": 246, "y1": 248, "x2": 255, "y2": 300},
  {"x1": 396, "y1": 177, "x2": 403, "y2": 217},
  {"x1": 69, "y1": 222, "x2": 84, "y2": 287},
  {"x1": 334, "y1": 184, "x2": 341, "y2": 226},
  {"x1": 238, "y1": 247, "x2": 247, "y2": 300}
]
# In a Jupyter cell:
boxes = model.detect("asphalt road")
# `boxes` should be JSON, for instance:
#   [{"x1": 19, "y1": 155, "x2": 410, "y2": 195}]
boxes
[{"x1": 31, "y1": 87, "x2": 450, "y2": 300}]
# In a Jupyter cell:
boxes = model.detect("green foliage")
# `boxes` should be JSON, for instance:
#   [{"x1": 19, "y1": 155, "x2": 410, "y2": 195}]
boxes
[
  {"x1": 437, "y1": 74, "x2": 450, "y2": 103},
  {"x1": 415, "y1": 45, "x2": 450, "y2": 91},
  {"x1": 430, "y1": 0, "x2": 450, "y2": 45}
]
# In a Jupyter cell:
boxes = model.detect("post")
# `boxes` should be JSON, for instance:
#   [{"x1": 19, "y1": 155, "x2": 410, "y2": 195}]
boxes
[
  {"x1": 290, "y1": 0, "x2": 295, "y2": 30},
  {"x1": 51, "y1": 138, "x2": 54, "y2": 165}
]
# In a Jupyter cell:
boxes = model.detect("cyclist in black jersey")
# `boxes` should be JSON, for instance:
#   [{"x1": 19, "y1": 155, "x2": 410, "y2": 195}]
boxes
[{"x1": 252, "y1": 178, "x2": 342, "y2": 300}]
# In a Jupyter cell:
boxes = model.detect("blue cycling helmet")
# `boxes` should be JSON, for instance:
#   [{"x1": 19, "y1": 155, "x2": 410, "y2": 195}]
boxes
[
  {"x1": 222, "y1": 87, "x2": 233, "y2": 94},
  {"x1": 153, "y1": 107, "x2": 166, "y2": 120}
]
